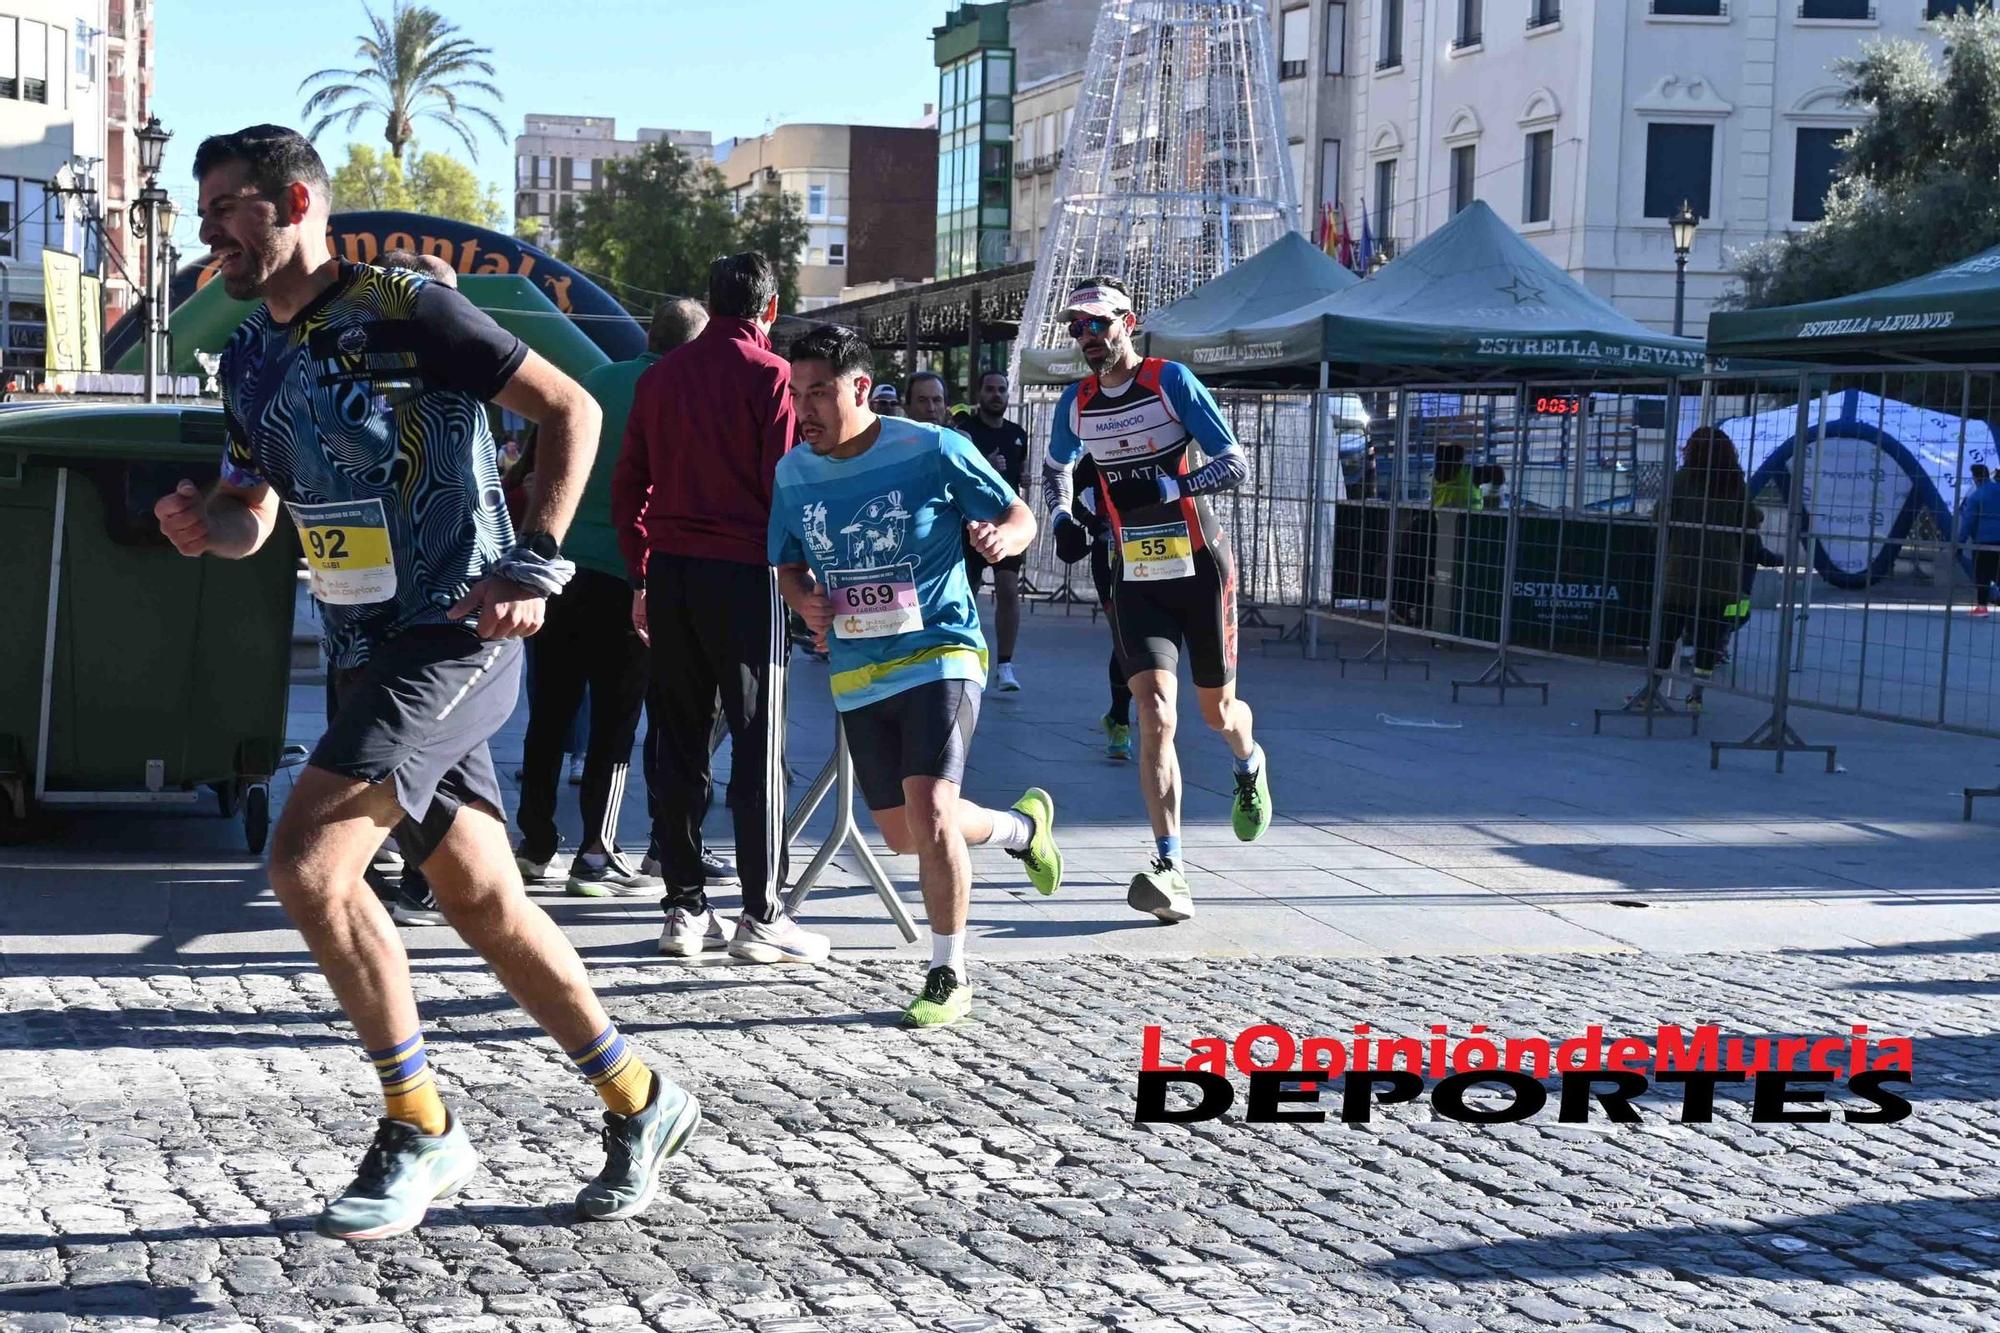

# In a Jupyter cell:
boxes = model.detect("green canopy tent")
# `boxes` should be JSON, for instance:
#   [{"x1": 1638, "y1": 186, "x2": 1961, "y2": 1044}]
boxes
[
  {"x1": 1235, "y1": 201, "x2": 1703, "y2": 383},
  {"x1": 1020, "y1": 202, "x2": 1704, "y2": 385},
  {"x1": 1707, "y1": 245, "x2": 2000, "y2": 364},
  {"x1": 118, "y1": 273, "x2": 611, "y2": 383}
]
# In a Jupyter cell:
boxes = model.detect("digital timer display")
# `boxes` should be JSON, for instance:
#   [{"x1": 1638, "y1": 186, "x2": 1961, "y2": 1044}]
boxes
[{"x1": 1534, "y1": 394, "x2": 1584, "y2": 417}]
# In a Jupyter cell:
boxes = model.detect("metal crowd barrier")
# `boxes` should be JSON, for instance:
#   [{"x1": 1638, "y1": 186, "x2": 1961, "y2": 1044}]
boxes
[
  {"x1": 1012, "y1": 365, "x2": 2000, "y2": 786},
  {"x1": 782, "y1": 719, "x2": 917, "y2": 942}
]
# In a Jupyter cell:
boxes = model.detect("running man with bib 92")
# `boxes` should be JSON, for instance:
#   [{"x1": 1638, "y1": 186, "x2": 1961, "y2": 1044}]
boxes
[
  {"x1": 1041, "y1": 276, "x2": 1273, "y2": 923},
  {"x1": 154, "y1": 126, "x2": 697, "y2": 1239}
]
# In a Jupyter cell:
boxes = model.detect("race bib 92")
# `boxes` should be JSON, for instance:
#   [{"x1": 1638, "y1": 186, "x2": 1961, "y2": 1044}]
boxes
[{"x1": 288, "y1": 498, "x2": 397, "y2": 606}]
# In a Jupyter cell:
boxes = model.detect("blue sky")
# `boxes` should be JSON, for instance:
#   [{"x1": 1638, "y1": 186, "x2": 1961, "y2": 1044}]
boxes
[{"x1": 153, "y1": 0, "x2": 942, "y2": 247}]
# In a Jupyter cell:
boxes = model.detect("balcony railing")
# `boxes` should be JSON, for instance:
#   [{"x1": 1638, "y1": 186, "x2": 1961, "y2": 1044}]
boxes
[
  {"x1": 1013, "y1": 159, "x2": 1034, "y2": 179},
  {"x1": 1651, "y1": 0, "x2": 1726, "y2": 14},
  {"x1": 1527, "y1": 4, "x2": 1561, "y2": 28},
  {"x1": 1375, "y1": 52, "x2": 1403, "y2": 70},
  {"x1": 1450, "y1": 31, "x2": 1483, "y2": 49},
  {"x1": 1798, "y1": 0, "x2": 1872, "y2": 17}
]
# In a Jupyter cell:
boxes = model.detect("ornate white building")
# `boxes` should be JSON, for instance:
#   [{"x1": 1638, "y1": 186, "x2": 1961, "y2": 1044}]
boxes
[{"x1": 1332, "y1": 0, "x2": 1954, "y2": 335}]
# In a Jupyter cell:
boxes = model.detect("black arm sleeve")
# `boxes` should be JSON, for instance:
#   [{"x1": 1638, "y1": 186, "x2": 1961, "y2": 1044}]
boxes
[{"x1": 410, "y1": 282, "x2": 529, "y2": 400}]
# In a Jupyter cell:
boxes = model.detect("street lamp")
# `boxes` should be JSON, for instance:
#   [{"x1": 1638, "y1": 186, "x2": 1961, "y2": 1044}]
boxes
[
  {"x1": 1670, "y1": 199, "x2": 1700, "y2": 339},
  {"x1": 131, "y1": 116, "x2": 173, "y2": 400},
  {"x1": 136, "y1": 115, "x2": 170, "y2": 177}
]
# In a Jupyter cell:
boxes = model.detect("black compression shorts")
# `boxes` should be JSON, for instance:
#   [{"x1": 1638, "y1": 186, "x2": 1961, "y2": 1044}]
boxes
[
  {"x1": 1105, "y1": 545, "x2": 1238, "y2": 689},
  {"x1": 841, "y1": 678, "x2": 983, "y2": 812}
]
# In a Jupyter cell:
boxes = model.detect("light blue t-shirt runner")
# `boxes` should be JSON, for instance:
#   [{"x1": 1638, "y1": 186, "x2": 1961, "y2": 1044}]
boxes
[{"x1": 768, "y1": 417, "x2": 1018, "y2": 711}]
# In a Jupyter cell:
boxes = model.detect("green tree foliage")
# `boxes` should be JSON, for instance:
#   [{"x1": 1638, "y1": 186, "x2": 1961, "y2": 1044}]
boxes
[
  {"x1": 1729, "y1": 12, "x2": 2000, "y2": 309},
  {"x1": 301, "y1": 2, "x2": 504, "y2": 162},
  {"x1": 553, "y1": 141, "x2": 812, "y2": 313},
  {"x1": 329, "y1": 143, "x2": 503, "y2": 227}
]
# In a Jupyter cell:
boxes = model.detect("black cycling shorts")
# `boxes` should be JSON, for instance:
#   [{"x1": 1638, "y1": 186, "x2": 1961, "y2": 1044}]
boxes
[
  {"x1": 1106, "y1": 545, "x2": 1238, "y2": 689},
  {"x1": 316, "y1": 625, "x2": 522, "y2": 865},
  {"x1": 841, "y1": 678, "x2": 983, "y2": 812}
]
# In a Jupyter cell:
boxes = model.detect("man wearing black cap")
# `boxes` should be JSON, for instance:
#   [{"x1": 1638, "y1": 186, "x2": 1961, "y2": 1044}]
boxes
[{"x1": 1040, "y1": 275, "x2": 1274, "y2": 923}]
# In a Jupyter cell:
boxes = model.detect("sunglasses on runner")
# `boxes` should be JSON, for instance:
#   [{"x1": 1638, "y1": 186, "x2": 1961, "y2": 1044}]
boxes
[{"x1": 1067, "y1": 316, "x2": 1116, "y2": 338}]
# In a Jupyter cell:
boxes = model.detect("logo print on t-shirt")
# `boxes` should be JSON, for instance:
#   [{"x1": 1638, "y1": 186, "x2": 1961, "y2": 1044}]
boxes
[
  {"x1": 837, "y1": 491, "x2": 913, "y2": 569},
  {"x1": 337, "y1": 325, "x2": 368, "y2": 356},
  {"x1": 801, "y1": 501, "x2": 834, "y2": 560}
]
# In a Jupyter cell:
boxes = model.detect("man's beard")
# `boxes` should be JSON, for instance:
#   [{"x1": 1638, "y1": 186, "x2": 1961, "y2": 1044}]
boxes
[
  {"x1": 218, "y1": 236, "x2": 282, "y2": 300},
  {"x1": 219, "y1": 268, "x2": 263, "y2": 300}
]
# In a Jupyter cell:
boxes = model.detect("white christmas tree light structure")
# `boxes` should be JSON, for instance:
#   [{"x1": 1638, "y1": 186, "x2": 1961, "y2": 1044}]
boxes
[{"x1": 1015, "y1": 0, "x2": 1298, "y2": 382}]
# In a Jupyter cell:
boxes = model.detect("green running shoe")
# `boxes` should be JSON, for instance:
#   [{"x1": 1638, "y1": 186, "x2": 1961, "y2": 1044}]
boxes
[
  {"x1": 1102, "y1": 715, "x2": 1133, "y2": 762},
  {"x1": 903, "y1": 965, "x2": 974, "y2": 1028},
  {"x1": 576, "y1": 1074, "x2": 701, "y2": 1221},
  {"x1": 1231, "y1": 752, "x2": 1272, "y2": 842},
  {"x1": 317, "y1": 1115, "x2": 479, "y2": 1241},
  {"x1": 1007, "y1": 787, "x2": 1063, "y2": 896},
  {"x1": 1128, "y1": 858, "x2": 1194, "y2": 922}
]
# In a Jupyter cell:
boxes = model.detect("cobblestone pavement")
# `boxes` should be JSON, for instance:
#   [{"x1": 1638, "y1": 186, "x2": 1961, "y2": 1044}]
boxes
[{"x1": 2, "y1": 936, "x2": 1996, "y2": 1333}]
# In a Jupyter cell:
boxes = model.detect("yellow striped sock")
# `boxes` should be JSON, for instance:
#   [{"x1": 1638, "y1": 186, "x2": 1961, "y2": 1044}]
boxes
[
  {"x1": 370, "y1": 1033, "x2": 448, "y2": 1135},
  {"x1": 568, "y1": 1024, "x2": 656, "y2": 1116}
]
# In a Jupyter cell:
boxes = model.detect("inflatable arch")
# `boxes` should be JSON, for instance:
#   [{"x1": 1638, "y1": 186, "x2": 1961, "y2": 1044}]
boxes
[
  {"x1": 1698, "y1": 388, "x2": 1996, "y2": 589},
  {"x1": 105, "y1": 209, "x2": 645, "y2": 367}
]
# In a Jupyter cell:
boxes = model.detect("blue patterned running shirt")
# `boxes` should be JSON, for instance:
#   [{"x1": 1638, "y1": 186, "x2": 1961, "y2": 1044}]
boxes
[{"x1": 218, "y1": 262, "x2": 527, "y2": 667}]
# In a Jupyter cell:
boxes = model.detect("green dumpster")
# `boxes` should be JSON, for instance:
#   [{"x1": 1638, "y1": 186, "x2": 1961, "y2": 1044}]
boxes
[{"x1": 0, "y1": 402, "x2": 297, "y2": 850}]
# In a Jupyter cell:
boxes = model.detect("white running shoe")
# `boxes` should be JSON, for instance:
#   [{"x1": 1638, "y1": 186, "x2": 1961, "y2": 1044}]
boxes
[
  {"x1": 993, "y1": 662, "x2": 1021, "y2": 693},
  {"x1": 727, "y1": 913, "x2": 831, "y2": 965},
  {"x1": 514, "y1": 847, "x2": 556, "y2": 884},
  {"x1": 658, "y1": 906, "x2": 733, "y2": 958}
]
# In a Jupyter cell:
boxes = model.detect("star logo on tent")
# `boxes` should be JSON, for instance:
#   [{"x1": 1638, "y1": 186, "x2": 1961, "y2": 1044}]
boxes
[{"x1": 1498, "y1": 276, "x2": 1545, "y2": 306}]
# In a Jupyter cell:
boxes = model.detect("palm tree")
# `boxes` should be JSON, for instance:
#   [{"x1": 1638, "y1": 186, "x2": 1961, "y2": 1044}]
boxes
[{"x1": 299, "y1": 2, "x2": 505, "y2": 162}]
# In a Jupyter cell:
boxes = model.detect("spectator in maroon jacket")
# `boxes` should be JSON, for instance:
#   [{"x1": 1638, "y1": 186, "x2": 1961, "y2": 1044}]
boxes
[{"x1": 610, "y1": 252, "x2": 828, "y2": 966}]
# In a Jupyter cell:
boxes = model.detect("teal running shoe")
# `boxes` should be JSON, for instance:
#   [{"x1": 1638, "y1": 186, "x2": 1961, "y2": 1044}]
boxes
[
  {"x1": 1102, "y1": 715, "x2": 1134, "y2": 762},
  {"x1": 575, "y1": 1074, "x2": 702, "y2": 1221},
  {"x1": 317, "y1": 1116, "x2": 478, "y2": 1241}
]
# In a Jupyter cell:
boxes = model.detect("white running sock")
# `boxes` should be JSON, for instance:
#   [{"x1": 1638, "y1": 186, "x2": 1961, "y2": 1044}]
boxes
[
  {"x1": 930, "y1": 929, "x2": 966, "y2": 978},
  {"x1": 982, "y1": 808, "x2": 1034, "y2": 852}
]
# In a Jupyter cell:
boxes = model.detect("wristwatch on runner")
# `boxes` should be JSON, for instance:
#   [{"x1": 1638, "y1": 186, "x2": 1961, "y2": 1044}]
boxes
[{"x1": 518, "y1": 529, "x2": 561, "y2": 561}]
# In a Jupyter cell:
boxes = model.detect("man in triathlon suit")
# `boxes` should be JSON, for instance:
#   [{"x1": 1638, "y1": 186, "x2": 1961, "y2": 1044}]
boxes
[{"x1": 1041, "y1": 276, "x2": 1273, "y2": 922}]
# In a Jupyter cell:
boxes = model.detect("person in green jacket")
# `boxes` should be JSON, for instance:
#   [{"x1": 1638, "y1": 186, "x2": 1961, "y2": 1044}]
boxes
[
  {"x1": 513, "y1": 300, "x2": 728, "y2": 898},
  {"x1": 1430, "y1": 442, "x2": 1484, "y2": 511}
]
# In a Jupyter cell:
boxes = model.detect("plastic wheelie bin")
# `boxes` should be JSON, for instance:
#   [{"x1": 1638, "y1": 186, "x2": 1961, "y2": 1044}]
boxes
[{"x1": 0, "y1": 402, "x2": 297, "y2": 851}]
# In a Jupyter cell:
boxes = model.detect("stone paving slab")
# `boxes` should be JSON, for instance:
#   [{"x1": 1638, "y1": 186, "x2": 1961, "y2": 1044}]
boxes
[
  {"x1": 0, "y1": 942, "x2": 1996, "y2": 1331},
  {"x1": 4, "y1": 613, "x2": 2000, "y2": 1329}
]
